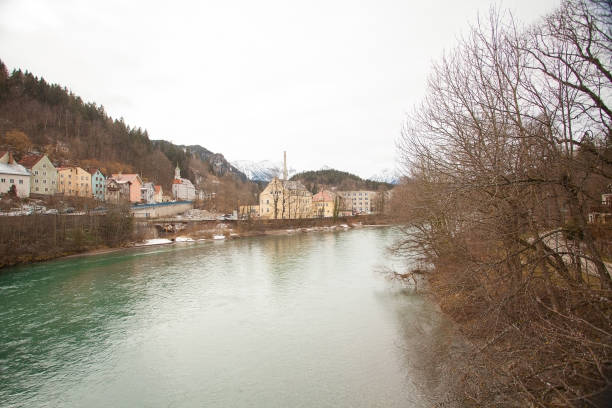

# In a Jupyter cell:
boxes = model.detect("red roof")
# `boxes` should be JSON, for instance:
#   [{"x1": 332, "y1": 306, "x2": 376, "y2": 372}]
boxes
[
  {"x1": 313, "y1": 190, "x2": 335, "y2": 202},
  {"x1": 172, "y1": 179, "x2": 182, "y2": 184},
  {"x1": 154, "y1": 185, "x2": 162, "y2": 192},
  {"x1": 18, "y1": 154, "x2": 44, "y2": 169}
]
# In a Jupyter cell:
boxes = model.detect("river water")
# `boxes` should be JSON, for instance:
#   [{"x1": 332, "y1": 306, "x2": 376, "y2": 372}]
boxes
[{"x1": 0, "y1": 227, "x2": 452, "y2": 407}]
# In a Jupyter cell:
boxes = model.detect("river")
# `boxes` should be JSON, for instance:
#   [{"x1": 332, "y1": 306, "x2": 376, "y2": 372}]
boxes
[{"x1": 0, "y1": 227, "x2": 453, "y2": 407}]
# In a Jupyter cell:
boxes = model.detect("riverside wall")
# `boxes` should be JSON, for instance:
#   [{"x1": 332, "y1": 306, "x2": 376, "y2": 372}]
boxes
[{"x1": 131, "y1": 201, "x2": 193, "y2": 218}]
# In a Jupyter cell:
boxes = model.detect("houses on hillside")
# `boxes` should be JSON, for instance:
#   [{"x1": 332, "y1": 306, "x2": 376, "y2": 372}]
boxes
[{"x1": 0, "y1": 150, "x2": 204, "y2": 205}]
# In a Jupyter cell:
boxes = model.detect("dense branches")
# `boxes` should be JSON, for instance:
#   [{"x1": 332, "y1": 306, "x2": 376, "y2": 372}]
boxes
[{"x1": 396, "y1": 1, "x2": 612, "y2": 406}]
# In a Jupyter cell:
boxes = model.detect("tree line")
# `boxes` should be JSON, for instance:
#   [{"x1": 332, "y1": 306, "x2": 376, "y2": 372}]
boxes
[
  {"x1": 394, "y1": 0, "x2": 611, "y2": 406},
  {"x1": 0, "y1": 62, "x2": 250, "y2": 195}
]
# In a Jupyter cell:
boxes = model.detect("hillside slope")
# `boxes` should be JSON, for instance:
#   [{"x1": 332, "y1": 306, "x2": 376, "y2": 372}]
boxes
[
  {"x1": 290, "y1": 169, "x2": 393, "y2": 193},
  {"x1": 0, "y1": 59, "x2": 256, "y2": 209}
]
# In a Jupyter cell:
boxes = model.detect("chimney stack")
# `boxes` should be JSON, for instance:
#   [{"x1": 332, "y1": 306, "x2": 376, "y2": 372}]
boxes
[{"x1": 283, "y1": 151, "x2": 288, "y2": 181}]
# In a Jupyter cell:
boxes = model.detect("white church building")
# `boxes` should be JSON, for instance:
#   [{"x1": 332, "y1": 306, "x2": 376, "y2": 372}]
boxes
[{"x1": 171, "y1": 164, "x2": 196, "y2": 201}]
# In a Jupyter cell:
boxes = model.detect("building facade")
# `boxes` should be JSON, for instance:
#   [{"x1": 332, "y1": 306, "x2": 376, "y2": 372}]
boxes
[
  {"x1": 154, "y1": 185, "x2": 163, "y2": 203},
  {"x1": 141, "y1": 182, "x2": 155, "y2": 204},
  {"x1": 172, "y1": 164, "x2": 195, "y2": 201},
  {"x1": 259, "y1": 177, "x2": 312, "y2": 219},
  {"x1": 337, "y1": 190, "x2": 377, "y2": 214},
  {"x1": 87, "y1": 168, "x2": 106, "y2": 200},
  {"x1": 110, "y1": 173, "x2": 143, "y2": 203},
  {"x1": 19, "y1": 154, "x2": 57, "y2": 195},
  {"x1": 57, "y1": 166, "x2": 92, "y2": 197},
  {"x1": 105, "y1": 178, "x2": 131, "y2": 204},
  {"x1": 312, "y1": 190, "x2": 341, "y2": 218},
  {"x1": 0, "y1": 152, "x2": 31, "y2": 197}
]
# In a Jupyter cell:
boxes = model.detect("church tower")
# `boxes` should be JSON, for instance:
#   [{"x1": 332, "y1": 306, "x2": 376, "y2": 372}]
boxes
[{"x1": 175, "y1": 163, "x2": 181, "y2": 180}]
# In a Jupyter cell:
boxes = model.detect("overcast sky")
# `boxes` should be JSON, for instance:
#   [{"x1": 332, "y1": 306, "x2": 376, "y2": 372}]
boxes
[{"x1": 0, "y1": 0, "x2": 560, "y2": 179}]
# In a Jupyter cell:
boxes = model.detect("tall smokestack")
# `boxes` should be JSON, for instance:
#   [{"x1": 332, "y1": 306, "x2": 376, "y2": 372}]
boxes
[{"x1": 283, "y1": 151, "x2": 288, "y2": 180}]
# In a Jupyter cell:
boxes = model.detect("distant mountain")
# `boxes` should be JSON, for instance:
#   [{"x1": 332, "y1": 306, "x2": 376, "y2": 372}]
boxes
[
  {"x1": 231, "y1": 159, "x2": 298, "y2": 182},
  {"x1": 180, "y1": 145, "x2": 247, "y2": 181},
  {"x1": 367, "y1": 168, "x2": 400, "y2": 184}
]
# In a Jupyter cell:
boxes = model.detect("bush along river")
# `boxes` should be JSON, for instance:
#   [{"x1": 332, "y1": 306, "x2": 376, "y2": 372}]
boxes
[{"x1": 0, "y1": 227, "x2": 455, "y2": 407}]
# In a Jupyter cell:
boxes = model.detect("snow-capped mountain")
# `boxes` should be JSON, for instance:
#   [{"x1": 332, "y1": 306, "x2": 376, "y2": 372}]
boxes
[
  {"x1": 367, "y1": 168, "x2": 400, "y2": 184},
  {"x1": 231, "y1": 160, "x2": 299, "y2": 182}
]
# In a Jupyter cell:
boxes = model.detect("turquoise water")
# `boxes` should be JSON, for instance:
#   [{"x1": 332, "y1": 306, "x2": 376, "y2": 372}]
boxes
[{"x1": 0, "y1": 227, "x2": 448, "y2": 407}]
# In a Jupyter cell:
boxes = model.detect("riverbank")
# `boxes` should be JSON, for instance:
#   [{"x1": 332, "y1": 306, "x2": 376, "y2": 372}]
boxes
[{"x1": 0, "y1": 214, "x2": 395, "y2": 270}]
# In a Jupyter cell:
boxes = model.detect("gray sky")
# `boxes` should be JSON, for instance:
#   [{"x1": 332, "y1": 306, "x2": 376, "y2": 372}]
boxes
[{"x1": 0, "y1": 0, "x2": 559, "y2": 179}]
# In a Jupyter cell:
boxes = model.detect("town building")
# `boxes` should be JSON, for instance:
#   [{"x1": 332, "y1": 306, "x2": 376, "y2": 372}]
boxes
[
  {"x1": 0, "y1": 151, "x2": 31, "y2": 197},
  {"x1": 259, "y1": 177, "x2": 312, "y2": 219},
  {"x1": 312, "y1": 190, "x2": 341, "y2": 218},
  {"x1": 18, "y1": 154, "x2": 57, "y2": 195},
  {"x1": 154, "y1": 185, "x2": 163, "y2": 203},
  {"x1": 172, "y1": 164, "x2": 195, "y2": 201},
  {"x1": 57, "y1": 166, "x2": 92, "y2": 197},
  {"x1": 110, "y1": 173, "x2": 143, "y2": 203},
  {"x1": 141, "y1": 182, "x2": 155, "y2": 204},
  {"x1": 105, "y1": 178, "x2": 132, "y2": 204},
  {"x1": 337, "y1": 190, "x2": 377, "y2": 214},
  {"x1": 87, "y1": 168, "x2": 106, "y2": 200}
]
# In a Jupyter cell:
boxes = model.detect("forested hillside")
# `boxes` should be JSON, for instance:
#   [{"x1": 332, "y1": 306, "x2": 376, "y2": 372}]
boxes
[
  {"x1": 0, "y1": 59, "x2": 257, "y2": 209},
  {"x1": 290, "y1": 169, "x2": 392, "y2": 193}
]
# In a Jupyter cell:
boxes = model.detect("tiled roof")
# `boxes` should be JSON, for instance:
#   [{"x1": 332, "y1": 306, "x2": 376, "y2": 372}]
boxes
[
  {"x1": 154, "y1": 185, "x2": 162, "y2": 193},
  {"x1": 282, "y1": 180, "x2": 308, "y2": 191},
  {"x1": 18, "y1": 154, "x2": 44, "y2": 169},
  {"x1": 313, "y1": 190, "x2": 335, "y2": 202}
]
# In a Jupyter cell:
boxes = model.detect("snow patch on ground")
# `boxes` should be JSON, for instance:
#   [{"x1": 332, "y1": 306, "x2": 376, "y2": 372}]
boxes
[
  {"x1": 175, "y1": 236, "x2": 195, "y2": 242},
  {"x1": 138, "y1": 238, "x2": 173, "y2": 246}
]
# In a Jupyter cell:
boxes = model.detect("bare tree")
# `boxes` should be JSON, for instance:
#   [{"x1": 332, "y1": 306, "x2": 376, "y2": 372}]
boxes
[{"x1": 396, "y1": 1, "x2": 612, "y2": 405}]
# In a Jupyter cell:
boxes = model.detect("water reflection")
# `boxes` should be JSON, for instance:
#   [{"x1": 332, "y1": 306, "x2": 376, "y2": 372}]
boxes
[{"x1": 1, "y1": 228, "x2": 454, "y2": 407}]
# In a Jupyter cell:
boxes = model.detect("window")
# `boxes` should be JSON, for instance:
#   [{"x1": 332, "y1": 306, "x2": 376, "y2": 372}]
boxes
[
  {"x1": 0, "y1": 178, "x2": 4, "y2": 183},
  {"x1": 19, "y1": 180, "x2": 23, "y2": 184},
  {"x1": 43, "y1": 172, "x2": 46, "y2": 176},
  {"x1": 35, "y1": 179, "x2": 39, "y2": 183},
  {"x1": 45, "y1": 188, "x2": 48, "y2": 192},
  {"x1": 43, "y1": 180, "x2": 46, "y2": 184},
  {"x1": 36, "y1": 187, "x2": 39, "y2": 191},
  {"x1": 35, "y1": 170, "x2": 38, "y2": 175},
  {"x1": 43, "y1": 164, "x2": 46, "y2": 168},
  {"x1": 9, "y1": 179, "x2": 14, "y2": 183}
]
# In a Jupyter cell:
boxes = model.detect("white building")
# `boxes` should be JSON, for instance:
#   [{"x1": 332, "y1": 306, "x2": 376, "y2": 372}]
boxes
[
  {"x1": 337, "y1": 190, "x2": 377, "y2": 214},
  {"x1": 171, "y1": 164, "x2": 195, "y2": 201},
  {"x1": 0, "y1": 151, "x2": 31, "y2": 198},
  {"x1": 141, "y1": 182, "x2": 155, "y2": 203}
]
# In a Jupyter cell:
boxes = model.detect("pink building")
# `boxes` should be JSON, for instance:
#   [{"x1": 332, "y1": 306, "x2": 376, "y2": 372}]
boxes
[{"x1": 111, "y1": 173, "x2": 142, "y2": 203}]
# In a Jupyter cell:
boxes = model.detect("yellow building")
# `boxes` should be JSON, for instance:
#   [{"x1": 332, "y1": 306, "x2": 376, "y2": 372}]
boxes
[
  {"x1": 259, "y1": 177, "x2": 312, "y2": 219},
  {"x1": 57, "y1": 166, "x2": 92, "y2": 197},
  {"x1": 312, "y1": 190, "x2": 342, "y2": 218}
]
